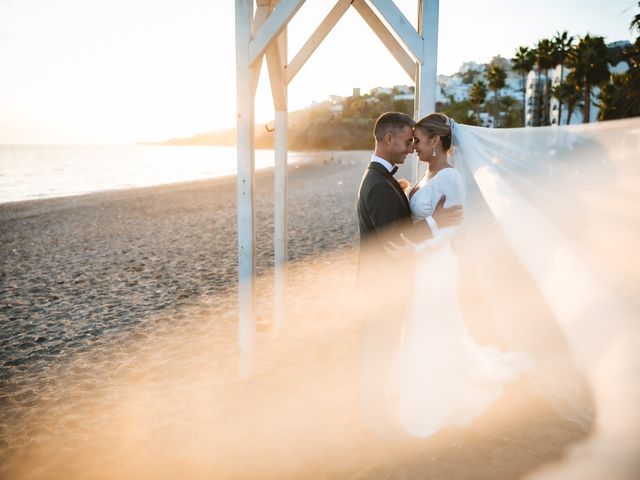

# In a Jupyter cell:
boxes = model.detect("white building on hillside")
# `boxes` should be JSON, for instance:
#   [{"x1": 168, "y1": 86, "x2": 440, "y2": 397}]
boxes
[
  {"x1": 437, "y1": 74, "x2": 470, "y2": 102},
  {"x1": 392, "y1": 85, "x2": 413, "y2": 95},
  {"x1": 370, "y1": 86, "x2": 392, "y2": 96},
  {"x1": 459, "y1": 61, "x2": 484, "y2": 74}
]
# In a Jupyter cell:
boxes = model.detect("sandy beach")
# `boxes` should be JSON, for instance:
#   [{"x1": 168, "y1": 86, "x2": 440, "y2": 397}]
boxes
[{"x1": 0, "y1": 151, "x2": 588, "y2": 479}]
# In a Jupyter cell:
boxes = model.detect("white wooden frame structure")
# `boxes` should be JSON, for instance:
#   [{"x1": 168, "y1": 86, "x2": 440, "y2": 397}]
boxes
[{"x1": 235, "y1": 0, "x2": 439, "y2": 376}]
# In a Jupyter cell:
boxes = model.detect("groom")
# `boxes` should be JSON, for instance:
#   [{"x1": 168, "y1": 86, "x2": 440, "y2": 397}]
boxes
[
  {"x1": 357, "y1": 111, "x2": 461, "y2": 285},
  {"x1": 355, "y1": 111, "x2": 461, "y2": 435}
]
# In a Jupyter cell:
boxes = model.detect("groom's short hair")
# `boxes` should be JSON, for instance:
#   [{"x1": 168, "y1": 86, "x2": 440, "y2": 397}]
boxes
[{"x1": 373, "y1": 112, "x2": 416, "y2": 142}]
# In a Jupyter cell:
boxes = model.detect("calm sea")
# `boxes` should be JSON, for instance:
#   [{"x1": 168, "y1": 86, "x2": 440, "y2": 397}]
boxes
[{"x1": 0, "y1": 144, "x2": 298, "y2": 204}]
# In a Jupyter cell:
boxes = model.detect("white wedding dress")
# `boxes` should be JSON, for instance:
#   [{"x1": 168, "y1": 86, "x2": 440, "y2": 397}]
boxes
[{"x1": 395, "y1": 167, "x2": 531, "y2": 438}]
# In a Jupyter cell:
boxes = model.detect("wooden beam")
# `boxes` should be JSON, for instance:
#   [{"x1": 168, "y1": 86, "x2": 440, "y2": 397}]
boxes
[
  {"x1": 249, "y1": 0, "x2": 305, "y2": 66},
  {"x1": 273, "y1": 108, "x2": 288, "y2": 332},
  {"x1": 235, "y1": 0, "x2": 257, "y2": 378},
  {"x1": 266, "y1": 41, "x2": 286, "y2": 110},
  {"x1": 285, "y1": 0, "x2": 351, "y2": 85},
  {"x1": 417, "y1": 0, "x2": 438, "y2": 115},
  {"x1": 266, "y1": 3, "x2": 288, "y2": 332},
  {"x1": 251, "y1": 5, "x2": 272, "y2": 98},
  {"x1": 368, "y1": 0, "x2": 423, "y2": 60},
  {"x1": 412, "y1": 0, "x2": 439, "y2": 184},
  {"x1": 351, "y1": 0, "x2": 414, "y2": 80}
]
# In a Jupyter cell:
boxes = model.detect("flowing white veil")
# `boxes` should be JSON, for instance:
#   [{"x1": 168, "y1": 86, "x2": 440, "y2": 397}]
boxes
[{"x1": 449, "y1": 118, "x2": 640, "y2": 479}]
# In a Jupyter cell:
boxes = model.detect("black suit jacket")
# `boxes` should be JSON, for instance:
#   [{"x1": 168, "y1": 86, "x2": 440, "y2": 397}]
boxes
[
  {"x1": 356, "y1": 162, "x2": 431, "y2": 287},
  {"x1": 357, "y1": 162, "x2": 411, "y2": 248}
]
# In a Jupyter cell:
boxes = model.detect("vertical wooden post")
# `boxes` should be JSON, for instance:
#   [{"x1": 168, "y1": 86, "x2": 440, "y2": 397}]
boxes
[
  {"x1": 418, "y1": 0, "x2": 439, "y2": 114},
  {"x1": 413, "y1": 0, "x2": 439, "y2": 183},
  {"x1": 270, "y1": 29, "x2": 288, "y2": 332},
  {"x1": 235, "y1": 0, "x2": 256, "y2": 378},
  {"x1": 412, "y1": 58, "x2": 422, "y2": 184}
]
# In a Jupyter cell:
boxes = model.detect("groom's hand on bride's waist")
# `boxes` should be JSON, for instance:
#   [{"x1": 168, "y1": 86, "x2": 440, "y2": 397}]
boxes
[
  {"x1": 432, "y1": 195, "x2": 463, "y2": 229},
  {"x1": 384, "y1": 233, "x2": 415, "y2": 259}
]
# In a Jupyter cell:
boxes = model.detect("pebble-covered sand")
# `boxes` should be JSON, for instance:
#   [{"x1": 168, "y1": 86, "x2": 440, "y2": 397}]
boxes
[{"x1": 1, "y1": 151, "x2": 588, "y2": 479}]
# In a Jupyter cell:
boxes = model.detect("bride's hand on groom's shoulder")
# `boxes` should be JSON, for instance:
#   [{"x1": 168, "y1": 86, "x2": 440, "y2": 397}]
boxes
[
  {"x1": 433, "y1": 196, "x2": 463, "y2": 228},
  {"x1": 385, "y1": 233, "x2": 416, "y2": 259}
]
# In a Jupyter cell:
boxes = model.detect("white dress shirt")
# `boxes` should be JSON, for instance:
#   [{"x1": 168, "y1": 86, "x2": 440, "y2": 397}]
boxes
[{"x1": 370, "y1": 155, "x2": 395, "y2": 173}]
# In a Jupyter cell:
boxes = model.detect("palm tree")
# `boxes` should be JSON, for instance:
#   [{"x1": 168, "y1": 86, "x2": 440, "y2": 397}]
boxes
[
  {"x1": 597, "y1": 74, "x2": 625, "y2": 120},
  {"x1": 597, "y1": 38, "x2": 640, "y2": 119},
  {"x1": 487, "y1": 64, "x2": 507, "y2": 127},
  {"x1": 462, "y1": 68, "x2": 479, "y2": 85},
  {"x1": 469, "y1": 80, "x2": 487, "y2": 126},
  {"x1": 620, "y1": 37, "x2": 640, "y2": 117},
  {"x1": 566, "y1": 34, "x2": 610, "y2": 123},
  {"x1": 499, "y1": 95, "x2": 521, "y2": 127},
  {"x1": 631, "y1": 1, "x2": 640, "y2": 33},
  {"x1": 534, "y1": 39, "x2": 556, "y2": 125},
  {"x1": 563, "y1": 78, "x2": 583, "y2": 125},
  {"x1": 512, "y1": 46, "x2": 536, "y2": 125},
  {"x1": 552, "y1": 31, "x2": 574, "y2": 124},
  {"x1": 551, "y1": 79, "x2": 582, "y2": 125}
]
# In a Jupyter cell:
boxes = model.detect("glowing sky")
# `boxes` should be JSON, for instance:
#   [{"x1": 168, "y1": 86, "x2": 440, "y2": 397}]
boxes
[{"x1": 0, "y1": 0, "x2": 634, "y2": 144}]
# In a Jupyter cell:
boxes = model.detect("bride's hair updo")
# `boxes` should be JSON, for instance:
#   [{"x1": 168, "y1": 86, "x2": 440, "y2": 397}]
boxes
[{"x1": 415, "y1": 113, "x2": 453, "y2": 152}]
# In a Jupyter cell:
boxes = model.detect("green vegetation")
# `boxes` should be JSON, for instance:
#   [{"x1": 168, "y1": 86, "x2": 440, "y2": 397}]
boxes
[
  {"x1": 487, "y1": 64, "x2": 507, "y2": 127},
  {"x1": 566, "y1": 35, "x2": 610, "y2": 123},
  {"x1": 552, "y1": 31, "x2": 575, "y2": 124},
  {"x1": 596, "y1": 11, "x2": 640, "y2": 120},
  {"x1": 469, "y1": 80, "x2": 487, "y2": 123},
  {"x1": 533, "y1": 38, "x2": 555, "y2": 126},
  {"x1": 512, "y1": 46, "x2": 535, "y2": 125}
]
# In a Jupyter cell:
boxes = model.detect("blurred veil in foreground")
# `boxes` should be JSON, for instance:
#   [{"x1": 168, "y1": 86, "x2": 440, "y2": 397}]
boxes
[
  {"x1": 3, "y1": 119, "x2": 638, "y2": 480},
  {"x1": 449, "y1": 117, "x2": 640, "y2": 479}
]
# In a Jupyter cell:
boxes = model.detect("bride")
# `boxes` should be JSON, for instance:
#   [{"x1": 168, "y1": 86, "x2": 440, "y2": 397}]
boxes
[{"x1": 390, "y1": 113, "x2": 531, "y2": 438}]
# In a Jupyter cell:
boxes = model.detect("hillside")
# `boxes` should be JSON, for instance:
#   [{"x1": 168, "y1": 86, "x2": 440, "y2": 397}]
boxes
[{"x1": 163, "y1": 101, "x2": 376, "y2": 151}]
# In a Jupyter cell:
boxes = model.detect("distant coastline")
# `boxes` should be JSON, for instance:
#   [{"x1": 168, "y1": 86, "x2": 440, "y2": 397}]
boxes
[{"x1": 160, "y1": 102, "x2": 376, "y2": 151}]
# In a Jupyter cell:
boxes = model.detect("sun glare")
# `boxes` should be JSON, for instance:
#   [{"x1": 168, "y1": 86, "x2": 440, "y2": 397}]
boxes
[{"x1": 0, "y1": 0, "x2": 634, "y2": 143}]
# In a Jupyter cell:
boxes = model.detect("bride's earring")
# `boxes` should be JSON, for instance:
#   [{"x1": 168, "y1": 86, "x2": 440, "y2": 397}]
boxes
[{"x1": 432, "y1": 146, "x2": 436, "y2": 157}]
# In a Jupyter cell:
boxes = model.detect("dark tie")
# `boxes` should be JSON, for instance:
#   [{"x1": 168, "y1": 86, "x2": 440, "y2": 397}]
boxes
[{"x1": 390, "y1": 165, "x2": 398, "y2": 175}]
